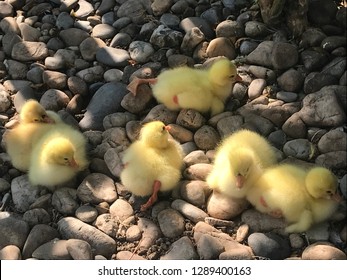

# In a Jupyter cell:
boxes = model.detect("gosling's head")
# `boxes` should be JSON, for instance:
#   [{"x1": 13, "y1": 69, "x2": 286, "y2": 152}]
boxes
[
  {"x1": 43, "y1": 138, "x2": 78, "y2": 168},
  {"x1": 305, "y1": 167, "x2": 340, "y2": 201},
  {"x1": 209, "y1": 58, "x2": 242, "y2": 87},
  {"x1": 20, "y1": 99, "x2": 55, "y2": 124},
  {"x1": 139, "y1": 121, "x2": 170, "y2": 149},
  {"x1": 229, "y1": 148, "x2": 255, "y2": 189}
]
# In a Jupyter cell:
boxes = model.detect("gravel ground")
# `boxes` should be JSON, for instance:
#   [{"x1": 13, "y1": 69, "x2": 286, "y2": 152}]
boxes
[{"x1": 0, "y1": 0, "x2": 346, "y2": 260}]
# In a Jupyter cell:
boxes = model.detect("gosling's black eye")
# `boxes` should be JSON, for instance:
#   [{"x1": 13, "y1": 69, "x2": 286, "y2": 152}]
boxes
[
  {"x1": 34, "y1": 119, "x2": 40, "y2": 122},
  {"x1": 326, "y1": 190, "x2": 333, "y2": 194},
  {"x1": 64, "y1": 157, "x2": 69, "y2": 161},
  {"x1": 162, "y1": 126, "x2": 166, "y2": 131}
]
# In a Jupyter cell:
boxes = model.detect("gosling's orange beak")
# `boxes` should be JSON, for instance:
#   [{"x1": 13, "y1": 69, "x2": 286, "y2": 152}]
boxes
[
  {"x1": 235, "y1": 74, "x2": 242, "y2": 82},
  {"x1": 235, "y1": 174, "x2": 244, "y2": 189},
  {"x1": 69, "y1": 158, "x2": 79, "y2": 169},
  {"x1": 165, "y1": 125, "x2": 171, "y2": 131},
  {"x1": 43, "y1": 116, "x2": 55, "y2": 123},
  {"x1": 331, "y1": 192, "x2": 343, "y2": 202}
]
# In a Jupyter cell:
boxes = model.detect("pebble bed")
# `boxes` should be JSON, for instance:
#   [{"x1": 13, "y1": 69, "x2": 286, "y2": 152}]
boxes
[{"x1": 0, "y1": 0, "x2": 346, "y2": 260}]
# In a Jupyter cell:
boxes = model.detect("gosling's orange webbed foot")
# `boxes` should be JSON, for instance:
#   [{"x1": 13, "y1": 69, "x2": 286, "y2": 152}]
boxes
[
  {"x1": 127, "y1": 77, "x2": 158, "y2": 96},
  {"x1": 140, "y1": 180, "x2": 161, "y2": 211}
]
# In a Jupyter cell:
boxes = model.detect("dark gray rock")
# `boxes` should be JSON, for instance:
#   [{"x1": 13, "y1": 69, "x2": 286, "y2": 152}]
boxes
[
  {"x1": 79, "y1": 82, "x2": 127, "y2": 131},
  {"x1": 247, "y1": 232, "x2": 291, "y2": 260}
]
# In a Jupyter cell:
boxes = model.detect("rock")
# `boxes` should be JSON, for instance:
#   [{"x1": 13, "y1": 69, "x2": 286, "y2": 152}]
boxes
[
  {"x1": 75, "y1": 205, "x2": 98, "y2": 224},
  {"x1": 58, "y1": 217, "x2": 117, "y2": 258},
  {"x1": 103, "y1": 112, "x2": 137, "y2": 130},
  {"x1": 77, "y1": 173, "x2": 118, "y2": 204},
  {"x1": 321, "y1": 36, "x2": 346, "y2": 52},
  {"x1": 241, "y1": 209, "x2": 287, "y2": 233},
  {"x1": 116, "y1": 250, "x2": 146, "y2": 260},
  {"x1": 183, "y1": 150, "x2": 210, "y2": 166},
  {"x1": 196, "y1": 234, "x2": 224, "y2": 260},
  {"x1": 59, "y1": 28, "x2": 90, "y2": 46},
  {"x1": 22, "y1": 224, "x2": 60, "y2": 259},
  {"x1": 179, "y1": 180, "x2": 208, "y2": 207},
  {"x1": 183, "y1": 163, "x2": 213, "y2": 181},
  {"x1": 301, "y1": 242, "x2": 347, "y2": 260},
  {"x1": 207, "y1": 191, "x2": 249, "y2": 220},
  {"x1": 245, "y1": 21, "x2": 270, "y2": 38},
  {"x1": 0, "y1": 212, "x2": 29, "y2": 250},
  {"x1": 304, "y1": 72, "x2": 339, "y2": 94},
  {"x1": 193, "y1": 125, "x2": 220, "y2": 150},
  {"x1": 300, "y1": 49, "x2": 329, "y2": 72},
  {"x1": 150, "y1": 24, "x2": 183, "y2": 49},
  {"x1": 79, "y1": 82, "x2": 128, "y2": 131},
  {"x1": 299, "y1": 86, "x2": 346, "y2": 127},
  {"x1": 206, "y1": 37, "x2": 236, "y2": 60},
  {"x1": 180, "y1": 17, "x2": 215, "y2": 39},
  {"x1": 215, "y1": 19, "x2": 244, "y2": 39},
  {"x1": 277, "y1": 69, "x2": 304, "y2": 92},
  {"x1": 32, "y1": 239, "x2": 72, "y2": 260},
  {"x1": 11, "y1": 41, "x2": 49, "y2": 62},
  {"x1": 76, "y1": 66, "x2": 103, "y2": 84},
  {"x1": 315, "y1": 151, "x2": 347, "y2": 170},
  {"x1": 160, "y1": 236, "x2": 199, "y2": 260},
  {"x1": 137, "y1": 218, "x2": 161, "y2": 250},
  {"x1": 168, "y1": 124, "x2": 194, "y2": 143},
  {"x1": 93, "y1": 214, "x2": 119, "y2": 239},
  {"x1": 11, "y1": 175, "x2": 42, "y2": 213},
  {"x1": 271, "y1": 42, "x2": 299, "y2": 70},
  {"x1": 176, "y1": 109, "x2": 206, "y2": 131},
  {"x1": 80, "y1": 37, "x2": 106, "y2": 61},
  {"x1": 92, "y1": 24, "x2": 116, "y2": 39},
  {"x1": 157, "y1": 208, "x2": 185, "y2": 238},
  {"x1": 247, "y1": 232, "x2": 291, "y2": 260},
  {"x1": 283, "y1": 139, "x2": 315, "y2": 161},
  {"x1": 171, "y1": 199, "x2": 208, "y2": 223},
  {"x1": 40, "y1": 89, "x2": 70, "y2": 111},
  {"x1": 216, "y1": 115, "x2": 244, "y2": 138},
  {"x1": 22, "y1": 208, "x2": 51, "y2": 227},
  {"x1": 276, "y1": 91, "x2": 298, "y2": 103},
  {"x1": 126, "y1": 225, "x2": 142, "y2": 242},
  {"x1": 282, "y1": 113, "x2": 307, "y2": 139},
  {"x1": 143, "y1": 104, "x2": 179, "y2": 124},
  {"x1": 104, "y1": 148, "x2": 124, "y2": 178},
  {"x1": 109, "y1": 199, "x2": 134, "y2": 222},
  {"x1": 219, "y1": 247, "x2": 254, "y2": 260},
  {"x1": 180, "y1": 27, "x2": 205, "y2": 55},
  {"x1": 128, "y1": 41, "x2": 155, "y2": 63},
  {"x1": 247, "y1": 78, "x2": 266, "y2": 100},
  {"x1": 246, "y1": 41, "x2": 274, "y2": 68},
  {"x1": 52, "y1": 188, "x2": 79, "y2": 216},
  {"x1": 66, "y1": 239, "x2": 93, "y2": 260},
  {"x1": 121, "y1": 87, "x2": 154, "y2": 114},
  {"x1": 0, "y1": 245, "x2": 21, "y2": 260},
  {"x1": 317, "y1": 129, "x2": 347, "y2": 153}
]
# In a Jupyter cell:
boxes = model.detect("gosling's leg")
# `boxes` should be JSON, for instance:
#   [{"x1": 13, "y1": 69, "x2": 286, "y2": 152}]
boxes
[{"x1": 140, "y1": 180, "x2": 161, "y2": 211}]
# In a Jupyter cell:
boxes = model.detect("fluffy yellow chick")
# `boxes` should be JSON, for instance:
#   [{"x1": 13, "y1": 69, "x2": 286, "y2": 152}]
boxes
[
  {"x1": 206, "y1": 129, "x2": 277, "y2": 199},
  {"x1": 19, "y1": 99, "x2": 60, "y2": 124},
  {"x1": 120, "y1": 121, "x2": 184, "y2": 211},
  {"x1": 4, "y1": 123, "x2": 54, "y2": 171},
  {"x1": 28, "y1": 124, "x2": 89, "y2": 191},
  {"x1": 127, "y1": 58, "x2": 242, "y2": 116},
  {"x1": 4, "y1": 100, "x2": 63, "y2": 171},
  {"x1": 246, "y1": 164, "x2": 341, "y2": 233},
  {"x1": 305, "y1": 167, "x2": 341, "y2": 225}
]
